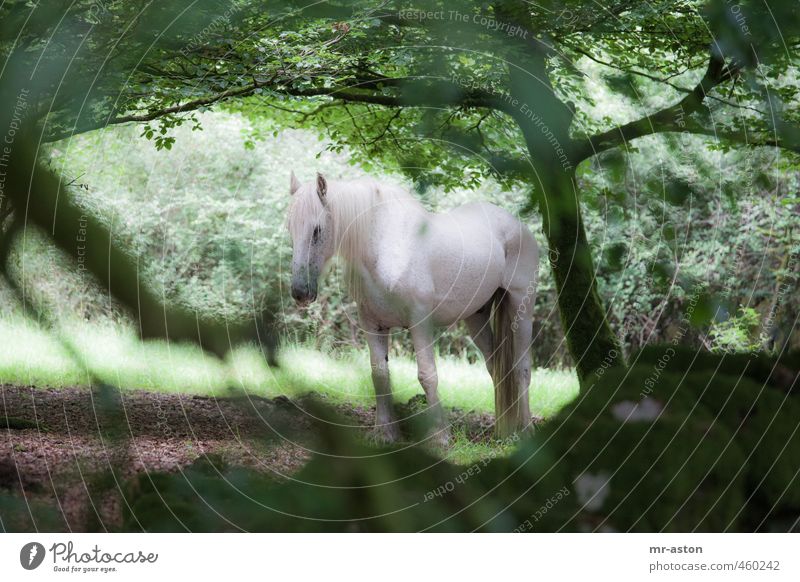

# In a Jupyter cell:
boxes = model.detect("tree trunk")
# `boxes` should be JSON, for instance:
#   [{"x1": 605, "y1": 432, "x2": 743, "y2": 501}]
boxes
[
  {"x1": 538, "y1": 168, "x2": 624, "y2": 383},
  {"x1": 503, "y1": 54, "x2": 625, "y2": 384}
]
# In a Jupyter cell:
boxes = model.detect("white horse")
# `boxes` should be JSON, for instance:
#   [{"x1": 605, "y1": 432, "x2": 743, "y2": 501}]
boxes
[{"x1": 287, "y1": 172, "x2": 539, "y2": 443}]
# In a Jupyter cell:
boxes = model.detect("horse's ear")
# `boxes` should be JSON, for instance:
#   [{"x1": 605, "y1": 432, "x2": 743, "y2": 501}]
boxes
[
  {"x1": 290, "y1": 171, "x2": 300, "y2": 195},
  {"x1": 316, "y1": 172, "x2": 327, "y2": 204}
]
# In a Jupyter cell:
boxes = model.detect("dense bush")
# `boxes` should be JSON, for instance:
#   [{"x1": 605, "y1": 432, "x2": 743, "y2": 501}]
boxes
[{"x1": 507, "y1": 347, "x2": 800, "y2": 532}]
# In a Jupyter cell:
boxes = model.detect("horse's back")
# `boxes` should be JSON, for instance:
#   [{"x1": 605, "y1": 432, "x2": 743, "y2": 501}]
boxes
[
  {"x1": 438, "y1": 201, "x2": 538, "y2": 280},
  {"x1": 417, "y1": 201, "x2": 538, "y2": 322},
  {"x1": 441, "y1": 201, "x2": 527, "y2": 237}
]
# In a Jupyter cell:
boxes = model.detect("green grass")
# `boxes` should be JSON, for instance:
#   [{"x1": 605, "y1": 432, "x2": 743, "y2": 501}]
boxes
[
  {"x1": 0, "y1": 316, "x2": 579, "y2": 462},
  {"x1": 0, "y1": 317, "x2": 578, "y2": 416}
]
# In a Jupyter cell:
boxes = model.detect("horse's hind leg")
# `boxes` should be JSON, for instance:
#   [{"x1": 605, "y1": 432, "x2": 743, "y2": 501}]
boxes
[
  {"x1": 464, "y1": 305, "x2": 494, "y2": 377},
  {"x1": 364, "y1": 324, "x2": 400, "y2": 443},
  {"x1": 410, "y1": 323, "x2": 450, "y2": 446},
  {"x1": 505, "y1": 289, "x2": 533, "y2": 431}
]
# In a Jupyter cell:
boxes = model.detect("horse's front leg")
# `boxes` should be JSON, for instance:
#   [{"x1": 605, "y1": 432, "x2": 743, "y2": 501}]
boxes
[
  {"x1": 363, "y1": 322, "x2": 400, "y2": 443},
  {"x1": 410, "y1": 323, "x2": 450, "y2": 446}
]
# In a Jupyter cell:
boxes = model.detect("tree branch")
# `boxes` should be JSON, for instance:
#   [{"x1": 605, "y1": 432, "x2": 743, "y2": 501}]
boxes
[
  {"x1": 286, "y1": 78, "x2": 513, "y2": 113},
  {"x1": 44, "y1": 74, "x2": 512, "y2": 143},
  {"x1": 680, "y1": 120, "x2": 800, "y2": 154},
  {"x1": 43, "y1": 74, "x2": 281, "y2": 142},
  {"x1": 574, "y1": 51, "x2": 742, "y2": 161},
  {"x1": 566, "y1": 44, "x2": 762, "y2": 115}
]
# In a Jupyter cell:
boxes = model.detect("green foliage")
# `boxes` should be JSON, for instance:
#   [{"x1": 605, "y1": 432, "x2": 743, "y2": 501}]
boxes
[
  {"x1": 0, "y1": 491, "x2": 64, "y2": 532},
  {"x1": 521, "y1": 372, "x2": 747, "y2": 531},
  {"x1": 633, "y1": 345, "x2": 800, "y2": 515},
  {"x1": 121, "y1": 431, "x2": 519, "y2": 532},
  {"x1": 709, "y1": 306, "x2": 766, "y2": 353},
  {"x1": 584, "y1": 134, "x2": 800, "y2": 357}
]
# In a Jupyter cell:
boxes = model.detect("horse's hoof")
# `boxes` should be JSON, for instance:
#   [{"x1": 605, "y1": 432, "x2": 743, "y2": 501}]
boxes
[
  {"x1": 372, "y1": 423, "x2": 401, "y2": 444},
  {"x1": 427, "y1": 427, "x2": 451, "y2": 449}
]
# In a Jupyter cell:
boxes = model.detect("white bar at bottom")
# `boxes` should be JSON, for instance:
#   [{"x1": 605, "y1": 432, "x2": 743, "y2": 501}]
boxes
[{"x1": 1, "y1": 533, "x2": 796, "y2": 581}]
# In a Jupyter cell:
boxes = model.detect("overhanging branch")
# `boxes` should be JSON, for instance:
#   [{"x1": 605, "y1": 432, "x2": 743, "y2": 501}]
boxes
[
  {"x1": 43, "y1": 75, "x2": 280, "y2": 143},
  {"x1": 44, "y1": 75, "x2": 513, "y2": 143},
  {"x1": 573, "y1": 51, "x2": 742, "y2": 161},
  {"x1": 286, "y1": 78, "x2": 514, "y2": 114},
  {"x1": 680, "y1": 120, "x2": 800, "y2": 154}
]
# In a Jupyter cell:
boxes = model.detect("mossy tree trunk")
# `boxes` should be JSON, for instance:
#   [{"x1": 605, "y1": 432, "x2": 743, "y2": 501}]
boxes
[
  {"x1": 506, "y1": 60, "x2": 624, "y2": 384},
  {"x1": 537, "y1": 168, "x2": 624, "y2": 383}
]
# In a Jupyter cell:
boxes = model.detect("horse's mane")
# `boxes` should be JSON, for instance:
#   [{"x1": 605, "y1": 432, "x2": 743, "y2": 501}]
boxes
[
  {"x1": 288, "y1": 177, "x2": 423, "y2": 300},
  {"x1": 289, "y1": 177, "x2": 422, "y2": 264}
]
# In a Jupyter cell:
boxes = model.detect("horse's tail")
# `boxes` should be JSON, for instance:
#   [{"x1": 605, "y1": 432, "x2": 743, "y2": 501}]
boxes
[{"x1": 491, "y1": 288, "x2": 524, "y2": 438}]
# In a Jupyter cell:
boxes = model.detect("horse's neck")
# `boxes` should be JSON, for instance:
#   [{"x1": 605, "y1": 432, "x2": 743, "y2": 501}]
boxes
[{"x1": 334, "y1": 188, "x2": 425, "y2": 297}]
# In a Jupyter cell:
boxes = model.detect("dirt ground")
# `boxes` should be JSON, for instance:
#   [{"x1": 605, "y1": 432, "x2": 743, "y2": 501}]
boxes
[{"x1": 0, "y1": 384, "x2": 498, "y2": 531}]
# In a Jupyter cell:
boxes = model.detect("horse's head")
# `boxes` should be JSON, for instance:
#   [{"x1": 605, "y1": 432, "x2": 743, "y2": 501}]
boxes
[{"x1": 286, "y1": 171, "x2": 335, "y2": 305}]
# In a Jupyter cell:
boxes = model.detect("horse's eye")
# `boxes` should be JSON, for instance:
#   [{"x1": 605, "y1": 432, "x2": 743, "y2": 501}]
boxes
[{"x1": 312, "y1": 226, "x2": 321, "y2": 244}]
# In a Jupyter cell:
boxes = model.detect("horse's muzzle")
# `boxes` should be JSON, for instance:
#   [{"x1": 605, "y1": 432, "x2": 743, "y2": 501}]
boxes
[{"x1": 291, "y1": 284, "x2": 317, "y2": 306}]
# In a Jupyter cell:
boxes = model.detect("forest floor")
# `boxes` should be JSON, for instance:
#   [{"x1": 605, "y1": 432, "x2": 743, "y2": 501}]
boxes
[
  {"x1": 0, "y1": 318, "x2": 577, "y2": 531},
  {"x1": 0, "y1": 383, "x2": 527, "y2": 531}
]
